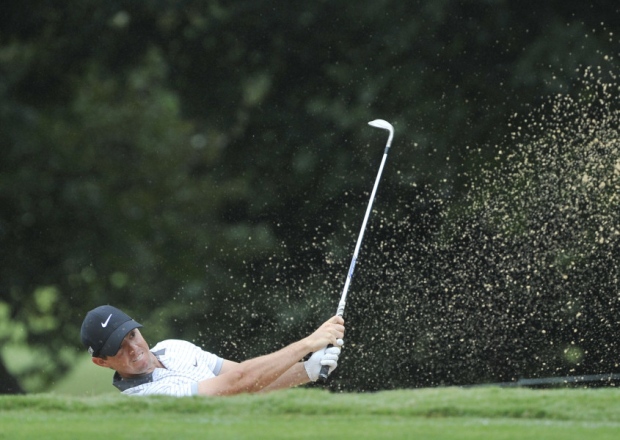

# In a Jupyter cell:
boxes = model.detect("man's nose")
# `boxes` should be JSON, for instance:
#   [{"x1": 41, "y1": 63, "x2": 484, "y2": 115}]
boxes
[{"x1": 128, "y1": 341, "x2": 139, "y2": 353}]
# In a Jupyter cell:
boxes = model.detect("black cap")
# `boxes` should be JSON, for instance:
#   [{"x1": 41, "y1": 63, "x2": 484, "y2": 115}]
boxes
[{"x1": 81, "y1": 305, "x2": 142, "y2": 357}]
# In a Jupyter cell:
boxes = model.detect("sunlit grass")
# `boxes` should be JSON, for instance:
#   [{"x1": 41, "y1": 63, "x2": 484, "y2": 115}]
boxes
[{"x1": 1, "y1": 387, "x2": 619, "y2": 439}]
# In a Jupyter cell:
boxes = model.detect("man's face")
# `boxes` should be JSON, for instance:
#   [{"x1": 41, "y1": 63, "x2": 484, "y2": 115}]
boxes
[{"x1": 93, "y1": 328, "x2": 156, "y2": 377}]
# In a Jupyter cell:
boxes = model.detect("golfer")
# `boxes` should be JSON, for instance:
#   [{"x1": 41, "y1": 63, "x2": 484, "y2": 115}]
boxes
[{"x1": 81, "y1": 305, "x2": 344, "y2": 396}]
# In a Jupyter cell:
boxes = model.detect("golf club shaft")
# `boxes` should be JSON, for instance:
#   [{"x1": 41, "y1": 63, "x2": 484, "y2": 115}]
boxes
[
  {"x1": 318, "y1": 120, "x2": 394, "y2": 381},
  {"x1": 336, "y1": 151, "x2": 389, "y2": 317}
]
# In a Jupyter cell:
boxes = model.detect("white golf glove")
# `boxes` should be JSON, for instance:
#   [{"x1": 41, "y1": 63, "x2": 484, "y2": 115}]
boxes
[{"x1": 304, "y1": 344, "x2": 342, "y2": 382}]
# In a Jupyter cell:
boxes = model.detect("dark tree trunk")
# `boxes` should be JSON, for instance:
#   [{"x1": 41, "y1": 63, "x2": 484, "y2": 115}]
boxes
[{"x1": 0, "y1": 360, "x2": 24, "y2": 394}]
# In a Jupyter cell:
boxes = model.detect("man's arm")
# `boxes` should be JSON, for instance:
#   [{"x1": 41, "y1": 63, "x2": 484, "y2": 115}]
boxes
[
  {"x1": 196, "y1": 316, "x2": 344, "y2": 396},
  {"x1": 216, "y1": 359, "x2": 310, "y2": 393},
  {"x1": 221, "y1": 345, "x2": 341, "y2": 393},
  {"x1": 260, "y1": 362, "x2": 310, "y2": 392}
]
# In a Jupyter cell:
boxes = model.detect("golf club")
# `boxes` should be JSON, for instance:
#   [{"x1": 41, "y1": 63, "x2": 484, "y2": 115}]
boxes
[{"x1": 318, "y1": 119, "x2": 395, "y2": 382}]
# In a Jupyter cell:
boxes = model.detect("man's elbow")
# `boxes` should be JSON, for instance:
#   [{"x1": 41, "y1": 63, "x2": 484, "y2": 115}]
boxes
[
  {"x1": 233, "y1": 366, "x2": 273, "y2": 394},
  {"x1": 199, "y1": 367, "x2": 269, "y2": 396}
]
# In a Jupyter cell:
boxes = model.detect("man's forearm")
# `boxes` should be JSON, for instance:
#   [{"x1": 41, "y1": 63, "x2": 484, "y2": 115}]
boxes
[
  {"x1": 198, "y1": 339, "x2": 311, "y2": 395},
  {"x1": 259, "y1": 362, "x2": 310, "y2": 392}
]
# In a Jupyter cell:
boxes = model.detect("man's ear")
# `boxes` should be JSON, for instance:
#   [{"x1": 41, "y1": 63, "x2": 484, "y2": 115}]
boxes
[{"x1": 92, "y1": 357, "x2": 108, "y2": 368}]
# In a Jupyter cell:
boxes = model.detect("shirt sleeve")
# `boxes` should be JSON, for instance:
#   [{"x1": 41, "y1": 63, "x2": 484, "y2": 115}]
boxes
[{"x1": 194, "y1": 344, "x2": 224, "y2": 376}]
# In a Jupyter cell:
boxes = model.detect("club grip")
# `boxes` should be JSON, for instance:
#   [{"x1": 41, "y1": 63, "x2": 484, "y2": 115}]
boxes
[{"x1": 317, "y1": 344, "x2": 333, "y2": 382}]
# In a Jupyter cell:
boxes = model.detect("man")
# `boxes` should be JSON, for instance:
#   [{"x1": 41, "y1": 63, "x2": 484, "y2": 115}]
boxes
[{"x1": 81, "y1": 305, "x2": 344, "y2": 396}]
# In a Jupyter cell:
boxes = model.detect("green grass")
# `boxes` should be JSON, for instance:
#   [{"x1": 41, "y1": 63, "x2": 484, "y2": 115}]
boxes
[
  {"x1": 1, "y1": 387, "x2": 619, "y2": 439},
  {"x1": 4, "y1": 356, "x2": 620, "y2": 438},
  {"x1": 48, "y1": 354, "x2": 116, "y2": 396}
]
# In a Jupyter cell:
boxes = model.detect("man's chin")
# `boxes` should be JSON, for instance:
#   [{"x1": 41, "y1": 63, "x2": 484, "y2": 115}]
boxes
[{"x1": 127, "y1": 353, "x2": 150, "y2": 374}]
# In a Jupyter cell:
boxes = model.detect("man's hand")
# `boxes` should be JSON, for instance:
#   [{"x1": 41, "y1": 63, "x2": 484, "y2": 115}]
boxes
[
  {"x1": 304, "y1": 345, "x2": 342, "y2": 382},
  {"x1": 303, "y1": 315, "x2": 345, "y2": 353}
]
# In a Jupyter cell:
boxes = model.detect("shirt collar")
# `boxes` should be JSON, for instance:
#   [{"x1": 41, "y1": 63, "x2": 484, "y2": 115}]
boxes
[{"x1": 112, "y1": 348, "x2": 166, "y2": 392}]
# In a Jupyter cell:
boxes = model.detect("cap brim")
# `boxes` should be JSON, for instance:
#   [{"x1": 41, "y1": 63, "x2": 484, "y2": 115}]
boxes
[{"x1": 98, "y1": 320, "x2": 143, "y2": 357}]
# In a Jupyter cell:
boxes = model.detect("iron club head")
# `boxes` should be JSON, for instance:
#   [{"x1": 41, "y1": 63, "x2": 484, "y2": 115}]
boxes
[
  {"x1": 368, "y1": 119, "x2": 394, "y2": 148},
  {"x1": 368, "y1": 119, "x2": 393, "y2": 131}
]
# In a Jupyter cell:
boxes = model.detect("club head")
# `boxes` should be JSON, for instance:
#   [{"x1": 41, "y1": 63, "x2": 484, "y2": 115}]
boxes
[
  {"x1": 368, "y1": 119, "x2": 394, "y2": 148},
  {"x1": 368, "y1": 119, "x2": 393, "y2": 131}
]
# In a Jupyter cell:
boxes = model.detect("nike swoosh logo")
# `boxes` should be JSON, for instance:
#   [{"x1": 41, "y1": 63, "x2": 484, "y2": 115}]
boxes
[
  {"x1": 193, "y1": 359, "x2": 198, "y2": 367},
  {"x1": 101, "y1": 314, "x2": 112, "y2": 327}
]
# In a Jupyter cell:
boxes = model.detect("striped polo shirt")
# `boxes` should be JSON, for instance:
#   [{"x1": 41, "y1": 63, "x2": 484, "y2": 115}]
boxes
[{"x1": 113, "y1": 339, "x2": 224, "y2": 396}]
